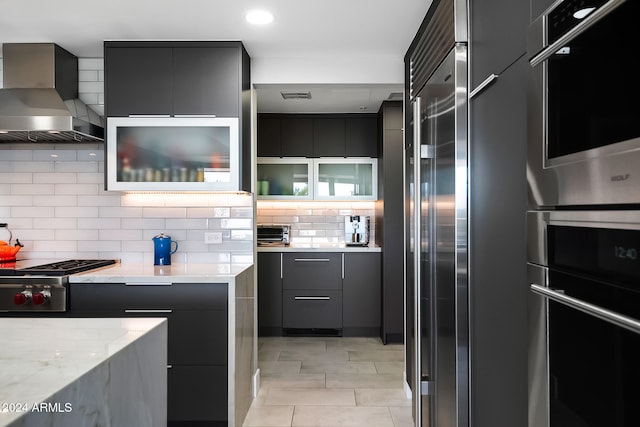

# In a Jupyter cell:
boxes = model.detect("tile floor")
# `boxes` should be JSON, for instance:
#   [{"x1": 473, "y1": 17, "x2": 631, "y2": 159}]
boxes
[{"x1": 242, "y1": 336, "x2": 414, "y2": 427}]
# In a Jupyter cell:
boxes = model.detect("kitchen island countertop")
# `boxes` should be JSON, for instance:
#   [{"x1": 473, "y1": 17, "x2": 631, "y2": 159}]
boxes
[{"x1": 0, "y1": 317, "x2": 167, "y2": 427}]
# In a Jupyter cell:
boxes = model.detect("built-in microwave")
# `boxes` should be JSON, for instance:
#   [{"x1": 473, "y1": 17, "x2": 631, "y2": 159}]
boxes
[
  {"x1": 106, "y1": 116, "x2": 239, "y2": 191},
  {"x1": 527, "y1": 0, "x2": 640, "y2": 207}
]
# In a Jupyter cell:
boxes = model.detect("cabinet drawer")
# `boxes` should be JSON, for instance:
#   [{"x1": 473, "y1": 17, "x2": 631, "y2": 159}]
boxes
[
  {"x1": 283, "y1": 290, "x2": 342, "y2": 328},
  {"x1": 70, "y1": 282, "x2": 228, "y2": 310},
  {"x1": 282, "y1": 253, "x2": 342, "y2": 290}
]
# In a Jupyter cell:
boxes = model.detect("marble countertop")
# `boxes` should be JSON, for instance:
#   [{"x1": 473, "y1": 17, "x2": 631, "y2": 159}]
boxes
[
  {"x1": 0, "y1": 317, "x2": 166, "y2": 426},
  {"x1": 69, "y1": 261, "x2": 253, "y2": 284},
  {"x1": 257, "y1": 243, "x2": 381, "y2": 252}
]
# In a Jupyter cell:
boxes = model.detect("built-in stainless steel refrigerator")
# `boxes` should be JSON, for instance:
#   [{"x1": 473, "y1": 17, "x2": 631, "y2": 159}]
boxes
[{"x1": 405, "y1": 0, "x2": 468, "y2": 425}]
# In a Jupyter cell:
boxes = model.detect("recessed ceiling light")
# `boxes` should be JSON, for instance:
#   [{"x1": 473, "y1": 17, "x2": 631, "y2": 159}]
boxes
[{"x1": 245, "y1": 9, "x2": 274, "y2": 25}]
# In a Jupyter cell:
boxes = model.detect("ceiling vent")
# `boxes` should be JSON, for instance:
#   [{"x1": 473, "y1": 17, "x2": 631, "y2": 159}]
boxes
[
  {"x1": 387, "y1": 92, "x2": 404, "y2": 101},
  {"x1": 280, "y1": 91, "x2": 312, "y2": 100}
]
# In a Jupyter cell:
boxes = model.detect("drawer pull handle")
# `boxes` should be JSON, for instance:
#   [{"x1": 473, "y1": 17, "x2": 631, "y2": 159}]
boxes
[
  {"x1": 294, "y1": 258, "x2": 331, "y2": 262},
  {"x1": 294, "y1": 296, "x2": 330, "y2": 300},
  {"x1": 124, "y1": 309, "x2": 173, "y2": 313}
]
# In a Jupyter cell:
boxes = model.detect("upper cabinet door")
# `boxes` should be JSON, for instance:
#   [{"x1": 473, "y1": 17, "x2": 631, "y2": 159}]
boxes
[
  {"x1": 257, "y1": 115, "x2": 283, "y2": 157},
  {"x1": 281, "y1": 117, "x2": 313, "y2": 157},
  {"x1": 313, "y1": 118, "x2": 345, "y2": 157},
  {"x1": 172, "y1": 47, "x2": 239, "y2": 117},
  {"x1": 105, "y1": 47, "x2": 173, "y2": 116},
  {"x1": 346, "y1": 117, "x2": 378, "y2": 157}
]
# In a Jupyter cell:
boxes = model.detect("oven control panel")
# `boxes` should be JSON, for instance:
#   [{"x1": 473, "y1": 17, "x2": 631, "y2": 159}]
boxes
[{"x1": 0, "y1": 281, "x2": 66, "y2": 312}]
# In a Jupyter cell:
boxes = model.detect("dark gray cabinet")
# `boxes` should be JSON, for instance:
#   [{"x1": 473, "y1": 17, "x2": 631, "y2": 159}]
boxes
[
  {"x1": 258, "y1": 251, "x2": 382, "y2": 337},
  {"x1": 346, "y1": 117, "x2": 379, "y2": 157},
  {"x1": 282, "y1": 117, "x2": 313, "y2": 156},
  {"x1": 69, "y1": 282, "x2": 229, "y2": 426},
  {"x1": 257, "y1": 114, "x2": 378, "y2": 158},
  {"x1": 282, "y1": 252, "x2": 342, "y2": 290},
  {"x1": 313, "y1": 118, "x2": 345, "y2": 157},
  {"x1": 468, "y1": 55, "x2": 528, "y2": 427},
  {"x1": 104, "y1": 46, "x2": 173, "y2": 116},
  {"x1": 375, "y1": 100, "x2": 405, "y2": 343},
  {"x1": 343, "y1": 252, "x2": 381, "y2": 337},
  {"x1": 257, "y1": 252, "x2": 283, "y2": 336},
  {"x1": 282, "y1": 252, "x2": 342, "y2": 334},
  {"x1": 470, "y1": 0, "x2": 528, "y2": 89},
  {"x1": 105, "y1": 41, "x2": 247, "y2": 117}
]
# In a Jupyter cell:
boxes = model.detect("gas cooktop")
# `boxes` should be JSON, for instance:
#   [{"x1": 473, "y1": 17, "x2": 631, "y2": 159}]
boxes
[{"x1": 0, "y1": 259, "x2": 117, "y2": 277}]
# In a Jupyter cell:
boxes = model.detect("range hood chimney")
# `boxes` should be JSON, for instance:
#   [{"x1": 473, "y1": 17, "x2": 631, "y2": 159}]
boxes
[{"x1": 0, "y1": 43, "x2": 104, "y2": 142}]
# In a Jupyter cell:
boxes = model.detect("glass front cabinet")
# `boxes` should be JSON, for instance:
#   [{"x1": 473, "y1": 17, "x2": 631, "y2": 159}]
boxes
[
  {"x1": 106, "y1": 117, "x2": 240, "y2": 191},
  {"x1": 257, "y1": 158, "x2": 377, "y2": 200}
]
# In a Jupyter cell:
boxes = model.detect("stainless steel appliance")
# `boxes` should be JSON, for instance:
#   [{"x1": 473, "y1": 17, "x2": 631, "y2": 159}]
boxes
[
  {"x1": 0, "y1": 43, "x2": 104, "y2": 143},
  {"x1": 406, "y1": 0, "x2": 469, "y2": 424},
  {"x1": 528, "y1": 210, "x2": 640, "y2": 426},
  {"x1": 344, "y1": 215, "x2": 369, "y2": 246},
  {"x1": 106, "y1": 116, "x2": 239, "y2": 191},
  {"x1": 256, "y1": 224, "x2": 290, "y2": 246},
  {"x1": 527, "y1": 0, "x2": 640, "y2": 207},
  {"x1": 0, "y1": 259, "x2": 116, "y2": 313}
]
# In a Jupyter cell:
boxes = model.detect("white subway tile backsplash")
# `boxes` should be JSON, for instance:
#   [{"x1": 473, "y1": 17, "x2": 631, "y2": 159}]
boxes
[
  {"x1": 2, "y1": 143, "x2": 254, "y2": 262},
  {"x1": 78, "y1": 81, "x2": 103, "y2": 94},
  {"x1": 33, "y1": 195, "x2": 77, "y2": 207},
  {"x1": 32, "y1": 150, "x2": 77, "y2": 162},
  {"x1": 55, "y1": 184, "x2": 100, "y2": 195},
  {"x1": 78, "y1": 58, "x2": 104, "y2": 70},
  {"x1": 55, "y1": 206, "x2": 99, "y2": 218},
  {"x1": 78, "y1": 70, "x2": 99, "y2": 82},
  {"x1": 78, "y1": 218, "x2": 121, "y2": 229},
  {"x1": 0, "y1": 173, "x2": 32, "y2": 184},
  {"x1": 33, "y1": 173, "x2": 77, "y2": 184},
  {"x1": 11, "y1": 184, "x2": 54, "y2": 195}
]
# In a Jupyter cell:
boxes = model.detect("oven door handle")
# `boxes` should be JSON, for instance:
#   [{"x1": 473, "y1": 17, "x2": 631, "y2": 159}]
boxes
[{"x1": 531, "y1": 283, "x2": 640, "y2": 335}]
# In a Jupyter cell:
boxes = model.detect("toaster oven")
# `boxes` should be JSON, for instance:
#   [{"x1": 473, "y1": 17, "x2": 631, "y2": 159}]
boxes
[{"x1": 257, "y1": 224, "x2": 290, "y2": 246}]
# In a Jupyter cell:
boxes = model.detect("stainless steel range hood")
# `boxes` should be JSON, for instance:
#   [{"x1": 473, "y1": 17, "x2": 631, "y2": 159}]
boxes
[{"x1": 0, "y1": 43, "x2": 104, "y2": 143}]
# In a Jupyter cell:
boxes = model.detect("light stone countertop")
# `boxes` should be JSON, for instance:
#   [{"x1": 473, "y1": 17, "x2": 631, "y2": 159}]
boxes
[
  {"x1": 257, "y1": 243, "x2": 381, "y2": 252},
  {"x1": 0, "y1": 317, "x2": 167, "y2": 426},
  {"x1": 69, "y1": 261, "x2": 253, "y2": 284}
]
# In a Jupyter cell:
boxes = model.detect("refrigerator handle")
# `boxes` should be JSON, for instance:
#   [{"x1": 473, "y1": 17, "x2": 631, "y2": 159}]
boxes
[{"x1": 412, "y1": 95, "x2": 424, "y2": 422}]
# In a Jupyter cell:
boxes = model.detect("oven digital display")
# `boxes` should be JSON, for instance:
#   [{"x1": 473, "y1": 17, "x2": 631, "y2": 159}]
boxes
[{"x1": 549, "y1": 225, "x2": 640, "y2": 287}]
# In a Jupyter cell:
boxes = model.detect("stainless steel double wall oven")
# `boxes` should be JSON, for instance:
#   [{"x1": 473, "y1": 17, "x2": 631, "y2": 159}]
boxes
[{"x1": 527, "y1": 1, "x2": 640, "y2": 426}]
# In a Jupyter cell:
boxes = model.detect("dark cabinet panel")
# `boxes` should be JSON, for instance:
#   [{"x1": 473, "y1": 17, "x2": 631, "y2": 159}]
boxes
[
  {"x1": 282, "y1": 252, "x2": 342, "y2": 290},
  {"x1": 104, "y1": 47, "x2": 173, "y2": 116},
  {"x1": 168, "y1": 365, "x2": 227, "y2": 422},
  {"x1": 470, "y1": 0, "x2": 527, "y2": 89},
  {"x1": 257, "y1": 114, "x2": 379, "y2": 157},
  {"x1": 105, "y1": 41, "x2": 245, "y2": 117},
  {"x1": 343, "y1": 252, "x2": 381, "y2": 336},
  {"x1": 258, "y1": 252, "x2": 283, "y2": 335},
  {"x1": 283, "y1": 290, "x2": 343, "y2": 329},
  {"x1": 346, "y1": 117, "x2": 378, "y2": 157},
  {"x1": 375, "y1": 101, "x2": 405, "y2": 343},
  {"x1": 69, "y1": 281, "x2": 229, "y2": 425},
  {"x1": 313, "y1": 118, "x2": 346, "y2": 157},
  {"x1": 70, "y1": 282, "x2": 227, "y2": 310},
  {"x1": 282, "y1": 117, "x2": 313, "y2": 156},
  {"x1": 257, "y1": 115, "x2": 282, "y2": 157},
  {"x1": 172, "y1": 47, "x2": 239, "y2": 116}
]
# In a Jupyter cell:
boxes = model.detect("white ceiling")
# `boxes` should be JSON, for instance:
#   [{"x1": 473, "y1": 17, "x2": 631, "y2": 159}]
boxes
[{"x1": 0, "y1": 0, "x2": 432, "y2": 113}]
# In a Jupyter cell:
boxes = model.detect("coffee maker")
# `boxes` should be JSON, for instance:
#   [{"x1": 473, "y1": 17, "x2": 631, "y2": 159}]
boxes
[{"x1": 344, "y1": 215, "x2": 370, "y2": 246}]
